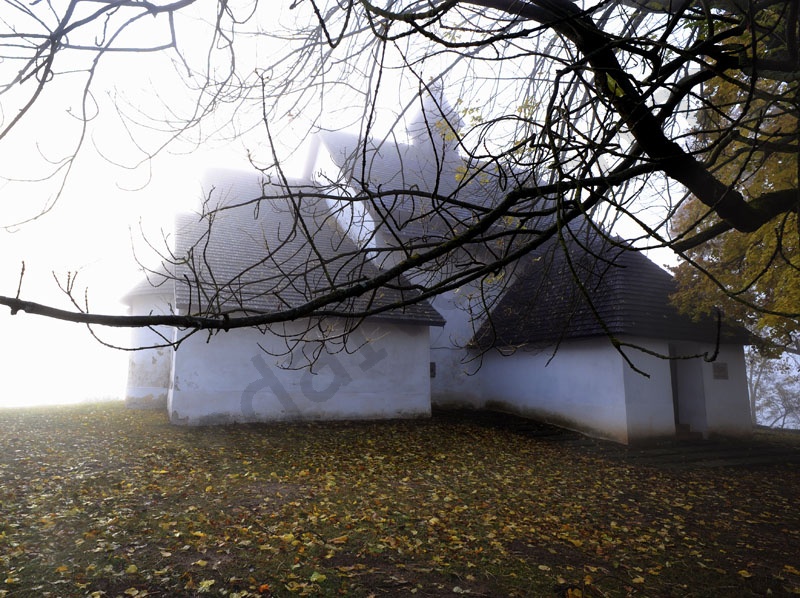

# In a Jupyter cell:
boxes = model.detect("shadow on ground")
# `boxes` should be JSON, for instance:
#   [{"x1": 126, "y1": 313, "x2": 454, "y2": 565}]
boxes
[{"x1": 434, "y1": 408, "x2": 800, "y2": 470}]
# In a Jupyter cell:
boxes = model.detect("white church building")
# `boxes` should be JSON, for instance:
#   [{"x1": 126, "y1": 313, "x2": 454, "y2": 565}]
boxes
[{"x1": 124, "y1": 95, "x2": 753, "y2": 444}]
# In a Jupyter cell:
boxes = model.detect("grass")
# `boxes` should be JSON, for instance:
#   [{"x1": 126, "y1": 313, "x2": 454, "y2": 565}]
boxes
[{"x1": 1, "y1": 402, "x2": 799, "y2": 597}]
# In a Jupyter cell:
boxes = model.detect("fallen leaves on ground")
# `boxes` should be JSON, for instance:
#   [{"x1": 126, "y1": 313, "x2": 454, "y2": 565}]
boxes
[{"x1": 0, "y1": 403, "x2": 798, "y2": 597}]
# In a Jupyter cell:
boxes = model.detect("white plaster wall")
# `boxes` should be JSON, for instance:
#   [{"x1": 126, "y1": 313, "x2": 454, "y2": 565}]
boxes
[
  {"x1": 620, "y1": 338, "x2": 677, "y2": 442},
  {"x1": 168, "y1": 319, "x2": 432, "y2": 425},
  {"x1": 428, "y1": 254, "x2": 509, "y2": 409},
  {"x1": 429, "y1": 288, "x2": 487, "y2": 408},
  {"x1": 478, "y1": 338, "x2": 630, "y2": 442},
  {"x1": 671, "y1": 342, "x2": 708, "y2": 434},
  {"x1": 699, "y1": 343, "x2": 752, "y2": 437},
  {"x1": 124, "y1": 289, "x2": 174, "y2": 410},
  {"x1": 669, "y1": 342, "x2": 752, "y2": 437}
]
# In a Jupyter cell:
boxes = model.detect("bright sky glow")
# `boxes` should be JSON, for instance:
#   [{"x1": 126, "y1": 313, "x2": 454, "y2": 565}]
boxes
[
  {"x1": 0, "y1": 149, "x2": 245, "y2": 407},
  {"x1": 0, "y1": 0, "x2": 308, "y2": 407}
]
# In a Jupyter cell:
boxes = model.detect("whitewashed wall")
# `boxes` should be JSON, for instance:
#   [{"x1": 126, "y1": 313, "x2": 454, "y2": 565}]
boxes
[
  {"x1": 474, "y1": 336, "x2": 751, "y2": 443},
  {"x1": 424, "y1": 248, "x2": 510, "y2": 408},
  {"x1": 671, "y1": 344, "x2": 708, "y2": 434},
  {"x1": 477, "y1": 338, "x2": 632, "y2": 442},
  {"x1": 620, "y1": 338, "x2": 678, "y2": 442},
  {"x1": 429, "y1": 286, "x2": 488, "y2": 408},
  {"x1": 703, "y1": 344, "x2": 751, "y2": 436},
  {"x1": 168, "y1": 319, "x2": 432, "y2": 425},
  {"x1": 124, "y1": 286, "x2": 174, "y2": 410},
  {"x1": 671, "y1": 341, "x2": 751, "y2": 438}
]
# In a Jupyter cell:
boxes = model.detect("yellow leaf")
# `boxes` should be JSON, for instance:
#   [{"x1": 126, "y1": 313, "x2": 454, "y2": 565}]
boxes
[
  {"x1": 738, "y1": 570, "x2": 754, "y2": 578},
  {"x1": 329, "y1": 535, "x2": 349, "y2": 545},
  {"x1": 125, "y1": 564, "x2": 138, "y2": 574},
  {"x1": 309, "y1": 571, "x2": 326, "y2": 582},
  {"x1": 785, "y1": 565, "x2": 800, "y2": 576},
  {"x1": 55, "y1": 565, "x2": 69, "y2": 573},
  {"x1": 538, "y1": 565, "x2": 551, "y2": 571},
  {"x1": 193, "y1": 559, "x2": 208, "y2": 567},
  {"x1": 632, "y1": 576, "x2": 645, "y2": 584},
  {"x1": 198, "y1": 579, "x2": 215, "y2": 593},
  {"x1": 606, "y1": 74, "x2": 626, "y2": 97}
]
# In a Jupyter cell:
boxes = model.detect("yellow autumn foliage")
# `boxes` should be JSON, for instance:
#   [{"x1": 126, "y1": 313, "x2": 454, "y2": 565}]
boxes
[{"x1": 670, "y1": 5, "x2": 799, "y2": 348}]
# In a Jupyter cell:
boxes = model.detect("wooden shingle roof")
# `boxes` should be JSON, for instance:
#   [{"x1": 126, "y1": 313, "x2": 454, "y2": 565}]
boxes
[
  {"x1": 172, "y1": 171, "x2": 444, "y2": 327},
  {"x1": 472, "y1": 232, "x2": 751, "y2": 348}
]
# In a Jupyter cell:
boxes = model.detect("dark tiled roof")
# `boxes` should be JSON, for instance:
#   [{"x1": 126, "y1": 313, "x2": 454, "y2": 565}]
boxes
[
  {"x1": 172, "y1": 170, "x2": 444, "y2": 327},
  {"x1": 472, "y1": 232, "x2": 751, "y2": 348}
]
